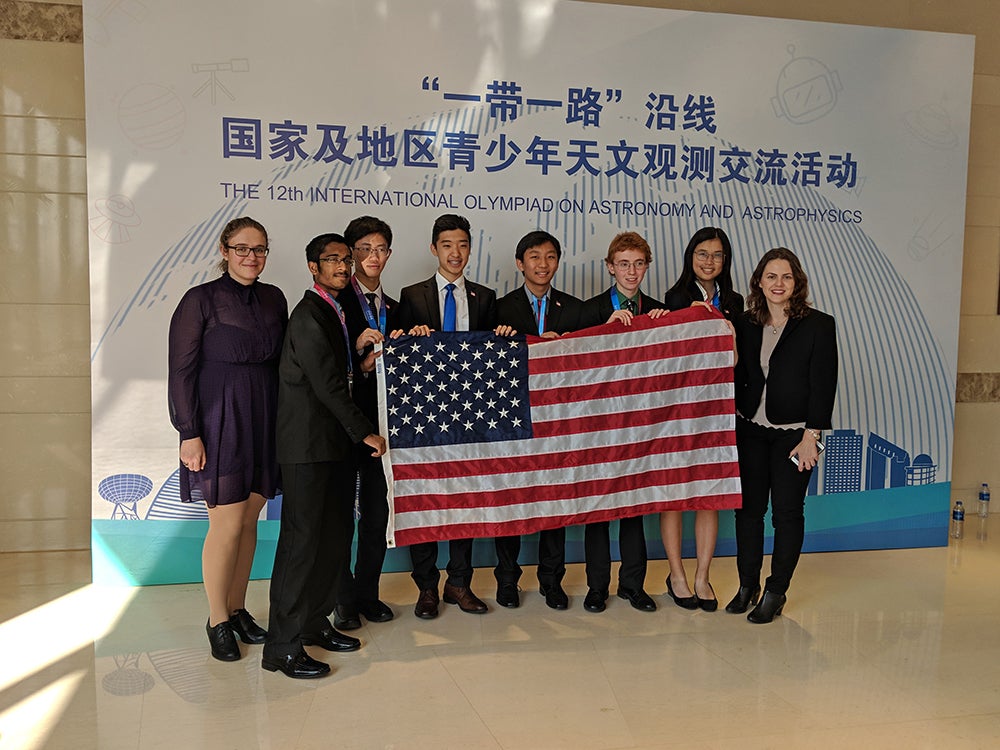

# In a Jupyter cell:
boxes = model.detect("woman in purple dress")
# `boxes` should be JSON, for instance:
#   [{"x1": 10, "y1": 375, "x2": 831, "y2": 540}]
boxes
[{"x1": 168, "y1": 217, "x2": 287, "y2": 661}]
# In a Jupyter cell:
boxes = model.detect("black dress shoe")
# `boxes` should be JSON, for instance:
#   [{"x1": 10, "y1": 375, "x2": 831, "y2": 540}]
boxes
[
  {"x1": 666, "y1": 577, "x2": 699, "y2": 610},
  {"x1": 358, "y1": 599, "x2": 394, "y2": 623},
  {"x1": 261, "y1": 650, "x2": 330, "y2": 679},
  {"x1": 725, "y1": 585, "x2": 761, "y2": 614},
  {"x1": 496, "y1": 582, "x2": 520, "y2": 608},
  {"x1": 696, "y1": 582, "x2": 718, "y2": 613},
  {"x1": 583, "y1": 588, "x2": 608, "y2": 613},
  {"x1": 300, "y1": 627, "x2": 362, "y2": 652},
  {"x1": 206, "y1": 619, "x2": 241, "y2": 661},
  {"x1": 229, "y1": 608, "x2": 268, "y2": 644},
  {"x1": 747, "y1": 590, "x2": 786, "y2": 624},
  {"x1": 539, "y1": 583, "x2": 569, "y2": 610},
  {"x1": 617, "y1": 587, "x2": 657, "y2": 612},
  {"x1": 415, "y1": 588, "x2": 440, "y2": 620},
  {"x1": 333, "y1": 604, "x2": 362, "y2": 631},
  {"x1": 443, "y1": 583, "x2": 488, "y2": 614}
]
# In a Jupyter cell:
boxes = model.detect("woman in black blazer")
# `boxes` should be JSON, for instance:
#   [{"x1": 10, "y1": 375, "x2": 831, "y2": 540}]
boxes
[
  {"x1": 660, "y1": 227, "x2": 744, "y2": 613},
  {"x1": 727, "y1": 247, "x2": 837, "y2": 623}
]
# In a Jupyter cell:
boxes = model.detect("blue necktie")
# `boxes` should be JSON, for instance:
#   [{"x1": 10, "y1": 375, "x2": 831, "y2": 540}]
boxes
[{"x1": 443, "y1": 283, "x2": 457, "y2": 332}]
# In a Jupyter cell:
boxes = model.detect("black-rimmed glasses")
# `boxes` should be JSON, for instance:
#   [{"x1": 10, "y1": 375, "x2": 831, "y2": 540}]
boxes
[{"x1": 225, "y1": 244, "x2": 269, "y2": 257}]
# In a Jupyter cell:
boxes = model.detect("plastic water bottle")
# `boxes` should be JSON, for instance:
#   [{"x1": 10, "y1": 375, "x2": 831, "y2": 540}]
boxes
[
  {"x1": 979, "y1": 483, "x2": 991, "y2": 518},
  {"x1": 951, "y1": 500, "x2": 965, "y2": 539}
]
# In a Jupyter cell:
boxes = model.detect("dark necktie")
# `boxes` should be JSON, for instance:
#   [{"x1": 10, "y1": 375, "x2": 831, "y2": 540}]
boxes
[
  {"x1": 622, "y1": 296, "x2": 637, "y2": 314},
  {"x1": 365, "y1": 292, "x2": 378, "y2": 321},
  {"x1": 443, "y1": 283, "x2": 457, "y2": 331}
]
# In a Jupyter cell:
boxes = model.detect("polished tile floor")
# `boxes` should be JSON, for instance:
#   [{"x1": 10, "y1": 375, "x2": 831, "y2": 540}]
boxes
[{"x1": 2, "y1": 522, "x2": 999, "y2": 749}]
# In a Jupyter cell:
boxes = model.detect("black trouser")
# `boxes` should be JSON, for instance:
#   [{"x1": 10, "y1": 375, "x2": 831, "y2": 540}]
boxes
[
  {"x1": 265, "y1": 461, "x2": 354, "y2": 658},
  {"x1": 734, "y1": 417, "x2": 813, "y2": 596},
  {"x1": 494, "y1": 528, "x2": 566, "y2": 587},
  {"x1": 584, "y1": 516, "x2": 647, "y2": 592},
  {"x1": 409, "y1": 538, "x2": 474, "y2": 590},
  {"x1": 336, "y1": 457, "x2": 389, "y2": 607}
]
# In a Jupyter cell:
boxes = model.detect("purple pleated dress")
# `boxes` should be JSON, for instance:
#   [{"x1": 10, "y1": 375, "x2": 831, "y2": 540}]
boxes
[{"x1": 168, "y1": 273, "x2": 288, "y2": 507}]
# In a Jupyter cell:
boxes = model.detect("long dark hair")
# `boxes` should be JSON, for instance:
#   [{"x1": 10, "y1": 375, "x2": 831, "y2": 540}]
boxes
[
  {"x1": 665, "y1": 226, "x2": 737, "y2": 306},
  {"x1": 746, "y1": 247, "x2": 812, "y2": 325}
]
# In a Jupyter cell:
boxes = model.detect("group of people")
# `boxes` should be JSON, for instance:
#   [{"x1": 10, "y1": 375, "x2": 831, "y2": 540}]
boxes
[{"x1": 167, "y1": 213, "x2": 837, "y2": 679}]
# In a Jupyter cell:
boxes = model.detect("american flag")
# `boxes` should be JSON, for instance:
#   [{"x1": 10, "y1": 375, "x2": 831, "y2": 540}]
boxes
[{"x1": 378, "y1": 305, "x2": 741, "y2": 547}]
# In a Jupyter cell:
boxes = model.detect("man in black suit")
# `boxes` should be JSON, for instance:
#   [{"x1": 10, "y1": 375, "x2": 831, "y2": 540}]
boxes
[
  {"x1": 580, "y1": 231, "x2": 669, "y2": 614},
  {"x1": 394, "y1": 214, "x2": 513, "y2": 620},
  {"x1": 332, "y1": 216, "x2": 398, "y2": 632},
  {"x1": 263, "y1": 233, "x2": 386, "y2": 679},
  {"x1": 494, "y1": 230, "x2": 587, "y2": 610}
]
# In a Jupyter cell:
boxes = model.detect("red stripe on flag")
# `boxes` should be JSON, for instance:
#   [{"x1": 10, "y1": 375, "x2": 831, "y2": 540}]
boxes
[
  {"x1": 532, "y1": 397, "x2": 734, "y2": 438},
  {"x1": 529, "y1": 366, "x2": 733, "y2": 406},
  {"x1": 528, "y1": 333, "x2": 733, "y2": 375},
  {"x1": 392, "y1": 429, "x2": 735, "y2": 481},
  {"x1": 393, "y1": 461, "x2": 741, "y2": 513}
]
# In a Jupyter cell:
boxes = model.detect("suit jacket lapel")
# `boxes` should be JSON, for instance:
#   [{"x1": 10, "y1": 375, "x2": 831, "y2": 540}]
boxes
[
  {"x1": 774, "y1": 316, "x2": 802, "y2": 353},
  {"x1": 466, "y1": 282, "x2": 479, "y2": 330},
  {"x1": 547, "y1": 289, "x2": 564, "y2": 333},
  {"x1": 306, "y1": 292, "x2": 347, "y2": 362},
  {"x1": 747, "y1": 322, "x2": 765, "y2": 375},
  {"x1": 422, "y1": 278, "x2": 441, "y2": 330}
]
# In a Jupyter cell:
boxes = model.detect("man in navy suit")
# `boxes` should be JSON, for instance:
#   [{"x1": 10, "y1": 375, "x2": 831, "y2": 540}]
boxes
[
  {"x1": 332, "y1": 216, "x2": 398, "y2": 631},
  {"x1": 494, "y1": 230, "x2": 587, "y2": 610},
  {"x1": 394, "y1": 214, "x2": 513, "y2": 619}
]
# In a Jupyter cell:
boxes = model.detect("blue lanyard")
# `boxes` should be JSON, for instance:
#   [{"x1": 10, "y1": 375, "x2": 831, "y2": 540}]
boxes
[
  {"x1": 529, "y1": 291, "x2": 547, "y2": 335},
  {"x1": 310, "y1": 284, "x2": 353, "y2": 382},
  {"x1": 703, "y1": 283, "x2": 720, "y2": 309},
  {"x1": 350, "y1": 276, "x2": 387, "y2": 335},
  {"x1": 609, "y1": 286, "x2": 641, "y2": 313}
]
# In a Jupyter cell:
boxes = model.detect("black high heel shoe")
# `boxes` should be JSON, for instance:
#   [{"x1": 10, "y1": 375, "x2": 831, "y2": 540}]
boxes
[
  {"x1": 696, "y1": 582, "x2": 718, "y2": 612},
  {"x1": 724, "y1": 585, "x2": 761, "y2": 614},
  {"x1": 666, "y1": 576, "x2": 699, "y2": 610},
  {"x1": 747, "y1": 590, "x2": 786, "y2": 624}
]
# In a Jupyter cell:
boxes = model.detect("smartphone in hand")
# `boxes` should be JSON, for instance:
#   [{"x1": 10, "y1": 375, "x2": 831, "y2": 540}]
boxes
[{"x1": 790, "y1": 440, "x2": 825, "y2": 466}]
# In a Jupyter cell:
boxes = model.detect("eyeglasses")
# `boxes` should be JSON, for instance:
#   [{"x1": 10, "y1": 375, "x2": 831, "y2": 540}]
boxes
[
  {"x1": 612, "y1": 260, "x2": 648, "y2": 271},
  {"x1": 353, "y1": 244, "x2": 391, "y2": 259},
  {"x1": 318, "y1": 255, "x2": 354, "y2": 267},
  {"x1": 694, "y1": 250, "x2": 726, "y2": 263},
  {"x1": 225, "y1": 244, "x2": 269, "y2": 257}
]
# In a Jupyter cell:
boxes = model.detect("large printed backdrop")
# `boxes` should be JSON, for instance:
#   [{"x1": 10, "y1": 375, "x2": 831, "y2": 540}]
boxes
[{"x1": 83, "y1": 0, "x2": 974, "y2": 584}]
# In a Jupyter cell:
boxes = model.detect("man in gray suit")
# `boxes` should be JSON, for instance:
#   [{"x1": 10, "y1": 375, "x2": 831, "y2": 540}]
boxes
[{"x1": 263, "y1": 233, "x2": 386, "y2": 679}]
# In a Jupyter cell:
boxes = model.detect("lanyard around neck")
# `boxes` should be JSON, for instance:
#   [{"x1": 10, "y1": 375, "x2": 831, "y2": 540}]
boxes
[{"x1": 351, "y1": 276, "x2": 386, "y2": 334}]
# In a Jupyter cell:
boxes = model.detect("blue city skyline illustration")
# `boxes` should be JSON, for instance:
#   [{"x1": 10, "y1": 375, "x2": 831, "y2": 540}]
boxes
[{"x1": 806, "y1": 427, "x2": 937, "y2": 497}]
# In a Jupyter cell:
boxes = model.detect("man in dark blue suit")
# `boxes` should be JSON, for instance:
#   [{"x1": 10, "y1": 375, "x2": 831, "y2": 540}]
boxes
[
  {"x1": 395, "y1": 214, "x2": 514, "y2": 620},
  {"x1": 494, "y1": 230, "x2": 587, "y2": 610}
]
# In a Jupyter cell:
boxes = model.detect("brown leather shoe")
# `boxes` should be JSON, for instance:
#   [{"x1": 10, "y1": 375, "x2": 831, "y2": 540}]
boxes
[
  {"x1": 442, "y1": 583, "x2": 488, "y2": 614},
  {"x1": 414, "y1": 588, "x2": 440, "y2": 620}
]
